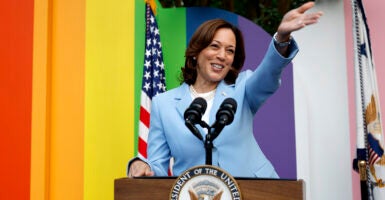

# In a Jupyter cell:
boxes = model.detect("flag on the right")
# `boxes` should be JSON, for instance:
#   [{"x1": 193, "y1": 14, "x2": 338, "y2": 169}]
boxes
[{"x1": 352, "y1": 0, "x2": 385, "y2": 199}]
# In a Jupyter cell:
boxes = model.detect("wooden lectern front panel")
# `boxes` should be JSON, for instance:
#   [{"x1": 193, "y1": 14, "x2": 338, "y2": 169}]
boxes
[{"x1": 114, "y1": 177, "x2": 305, "y2": 200}]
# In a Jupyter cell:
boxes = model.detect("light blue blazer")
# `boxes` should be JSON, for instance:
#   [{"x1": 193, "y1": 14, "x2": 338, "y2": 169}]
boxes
[{"x1": 144, "y1": 40, "x2": 298, "y2": 178}]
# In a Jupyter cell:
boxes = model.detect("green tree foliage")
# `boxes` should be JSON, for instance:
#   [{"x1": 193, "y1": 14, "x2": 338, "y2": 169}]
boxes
[{"x1": 158, "y1": 0, "x2": 309, "y2": 35}]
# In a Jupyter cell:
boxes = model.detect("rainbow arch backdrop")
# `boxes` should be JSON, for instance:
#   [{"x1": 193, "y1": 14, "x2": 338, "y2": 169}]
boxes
[{"x1": 1, "y1": 0, "x2": 296, "y2": 199}]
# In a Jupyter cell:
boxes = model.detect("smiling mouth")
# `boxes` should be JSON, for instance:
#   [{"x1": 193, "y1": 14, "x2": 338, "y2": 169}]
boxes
[{"x1": 212, "y1": 63, "x2": 224, "y2": 69}]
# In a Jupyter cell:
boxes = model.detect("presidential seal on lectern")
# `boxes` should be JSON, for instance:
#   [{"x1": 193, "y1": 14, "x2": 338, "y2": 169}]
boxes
[{"x1": 169, "y1": 165, "x2": 242, "y2": 200}]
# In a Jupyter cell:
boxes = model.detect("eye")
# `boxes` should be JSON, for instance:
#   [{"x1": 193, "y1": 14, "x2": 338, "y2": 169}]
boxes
[
  {"x1": 227, "y1": 49, "x2": 235, "y2": 54},
  {"x1": 210, "y1": 43, "x2": 219, "y2": 49}
]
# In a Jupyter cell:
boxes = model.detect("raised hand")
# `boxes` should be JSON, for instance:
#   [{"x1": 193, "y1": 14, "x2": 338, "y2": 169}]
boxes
[{"x1": 276, "y1": 2, "x2": 323, "y2": 41}]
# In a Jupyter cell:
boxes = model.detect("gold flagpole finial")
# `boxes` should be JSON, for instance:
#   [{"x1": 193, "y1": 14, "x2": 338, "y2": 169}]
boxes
[
  {"x1": 359, "y1": 160, "x2": 367, "y2": 181},
  {"x1": 145, "y1": 0, "x2": 157, "y2": 15}
]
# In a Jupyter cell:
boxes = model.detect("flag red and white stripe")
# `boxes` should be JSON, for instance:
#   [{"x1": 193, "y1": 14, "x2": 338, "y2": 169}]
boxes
[{"x1": 138, "y1": 3, "x2": 166, "y2": 160}]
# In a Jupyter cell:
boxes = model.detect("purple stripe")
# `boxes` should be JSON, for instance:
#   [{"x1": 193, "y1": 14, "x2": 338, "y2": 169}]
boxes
[{"x1": 238, "y1": 16, "x2": 296, "y2": 179}]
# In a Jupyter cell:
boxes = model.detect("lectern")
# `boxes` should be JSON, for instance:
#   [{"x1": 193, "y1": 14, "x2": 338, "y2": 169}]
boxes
[{"x1": 114, "y1": 177, "x2": 305, "y2": 200}]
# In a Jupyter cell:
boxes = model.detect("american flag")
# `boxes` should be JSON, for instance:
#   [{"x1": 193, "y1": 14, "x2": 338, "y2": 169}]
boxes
[
  {"x1": 138, "y1": 3, "x2": 166, "y2": 160},
  {"x1": 353, "y1": 0, "x2": 385, "y2": 199},
  {"x1": 368, "y1": 133, "x2": 384, "y2": 166}
]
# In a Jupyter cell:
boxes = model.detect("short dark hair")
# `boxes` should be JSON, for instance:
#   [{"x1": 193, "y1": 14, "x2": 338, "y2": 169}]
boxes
[{"x1": 180, "y1": 19, "x2": 245, "y2": 85}]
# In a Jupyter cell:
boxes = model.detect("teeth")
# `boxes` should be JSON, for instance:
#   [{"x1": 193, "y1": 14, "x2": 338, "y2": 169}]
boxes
[{"x1": 212, "y1": 64, "x2": 223, "y2": 69}]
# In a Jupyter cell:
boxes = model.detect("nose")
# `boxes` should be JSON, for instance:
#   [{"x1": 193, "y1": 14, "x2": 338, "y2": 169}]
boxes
[{"x1": 216, "y1": 48, "x2": 225, "y2": 61}]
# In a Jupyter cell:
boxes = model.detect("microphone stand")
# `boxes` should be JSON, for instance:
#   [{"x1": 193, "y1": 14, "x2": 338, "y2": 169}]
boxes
[
  {"x1": 199, "y1": 121, "x2": 218, "y2": 165},
  {"x1": 205, "y1": 134, "x2": 213, "y2": 165},
  {"x1": 186, "y1": 97, "x2": 236, "y2": 166},
  {"x1": 189, "y1": 118, "x2": 228, "y2": 165}
]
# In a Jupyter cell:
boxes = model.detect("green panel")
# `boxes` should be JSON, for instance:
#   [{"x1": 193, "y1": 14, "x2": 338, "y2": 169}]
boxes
[
  {"x1": 134, "y1": 0, "x2": 186, "y2": 155},
  {"x1": 157, "y1": 7, "x2": 186, "y2": 88},
  {"x1": 134, "y1": 0, "x2": 145, "y2": 156}
]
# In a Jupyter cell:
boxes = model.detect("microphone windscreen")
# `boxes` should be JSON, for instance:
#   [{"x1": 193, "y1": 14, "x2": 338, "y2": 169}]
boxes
[
  {"x1": 184, "y1": 97, "x2": 207, "y2": 124},
  {"x1": 221, "y1": 98, "x2": 237, "y2": 113},
  {"x1": 192, "y1": 97, "x2": 207, "y2": 113}
]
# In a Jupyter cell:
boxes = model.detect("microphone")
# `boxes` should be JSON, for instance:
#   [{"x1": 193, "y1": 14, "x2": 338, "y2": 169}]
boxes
[
  {"x1": 184, "y1": 97, "x2": 207, "y2": 124},
  {"x1": 211, "y1": 98, "x2": 237, "y2": 138},
  {"x1": 184, "y1": 97, "x2": 207, "y2": 140}
]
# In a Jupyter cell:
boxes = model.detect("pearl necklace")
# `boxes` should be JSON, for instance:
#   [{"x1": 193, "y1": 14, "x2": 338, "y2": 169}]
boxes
[{"x1": 189, "y1": 85, "x2": 216, "y2": 101}]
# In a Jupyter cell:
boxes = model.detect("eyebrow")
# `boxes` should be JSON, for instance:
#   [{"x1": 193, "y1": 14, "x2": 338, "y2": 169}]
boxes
[{"x1": 212, "y1": 40, "x2": 236, "y2": 48}]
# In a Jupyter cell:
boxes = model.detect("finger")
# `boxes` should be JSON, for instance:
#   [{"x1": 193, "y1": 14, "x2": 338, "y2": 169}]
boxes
[
  {"x1": 145, "y1": 170, "x2": 155, "y2": 176},
  {"x1": 128, "y1": 169, "x2": 134, "y2": 178},
  {"x1": 131, "y1": 170, "x2": 144, "y2": 177},
  {"x1": 297, "y1": 2, "x2": 315, "y2": 14},
  {"x1": 133, "y1": 165, "x2": 148, "y2": 176},
  {"x1": 143, "y1": 165, "x2": 154, "y2": 176},
  {"x1": 308, "y1": 11, "x2": 324, "y2": 20},
  {"x1": 303, "y1": 12, "x2": 323, "y2": 26},
  {"x1": 130, "y1": 165, "x2": 144, "y2": 177}
]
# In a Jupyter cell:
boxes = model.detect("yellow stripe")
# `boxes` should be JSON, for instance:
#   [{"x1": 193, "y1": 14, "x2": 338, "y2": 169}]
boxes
[
  {"x1": 49, "y1": 0, "x2": 85, "y2": 199},
  {"x1": 84, "y1": 0, "x2": 135, "y2": 199},
  {"x1": 31, "y1": 0, "x2": 50, "y2": 199}
]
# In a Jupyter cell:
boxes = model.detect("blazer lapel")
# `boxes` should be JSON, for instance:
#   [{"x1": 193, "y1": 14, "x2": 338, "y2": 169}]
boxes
[
  {"x1": 175, "y1": 83, "x2": 192, "y2": 119},
  {"x1": 175, "y1": 83, "x2": 209, "y2": 140},
  {"x1": 209, "y1": 81, "x2": 234, "y2": 124}
]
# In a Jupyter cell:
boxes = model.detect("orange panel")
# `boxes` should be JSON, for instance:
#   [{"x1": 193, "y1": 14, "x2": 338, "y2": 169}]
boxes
[
  {"x1": 31, "y1": 0, "x2": 51, "y2": 199},
  {"x1": 48, "y1": 0, "x2": 85, "y2": 199}
]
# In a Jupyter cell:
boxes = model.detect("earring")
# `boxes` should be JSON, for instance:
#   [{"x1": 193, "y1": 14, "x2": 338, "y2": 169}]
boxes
[{"x1": 193, "y1": 57, "x2": 196, "y2": 60}]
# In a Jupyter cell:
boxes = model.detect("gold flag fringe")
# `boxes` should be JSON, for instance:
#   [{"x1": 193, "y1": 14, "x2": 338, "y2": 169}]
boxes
[
  {"x1": 370, "y1": 163, "x2": 385, "y2": 188},
  {"x1": 366, "y1": 95, "x2": 377, "y2": 124},
  {"x1": 377, "y1": 155, "x2": 385, "y2": 166}
]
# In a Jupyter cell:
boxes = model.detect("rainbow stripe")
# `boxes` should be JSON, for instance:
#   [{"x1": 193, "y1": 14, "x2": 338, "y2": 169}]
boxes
[
  {"x1": 1, "y1": 1, "x2": 33, "y2": 199},
  {"x1": 5, "y1": 0, "x2": 136, "y2": 199}
]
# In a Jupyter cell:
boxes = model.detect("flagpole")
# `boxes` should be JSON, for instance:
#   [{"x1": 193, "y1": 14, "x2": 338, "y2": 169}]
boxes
[
  {"x1": 352, "y1": 0, "x2": 370, "y2": 199},
  {"x1": 352, "y1": 0, "x2": 385, "y2": 198}
]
